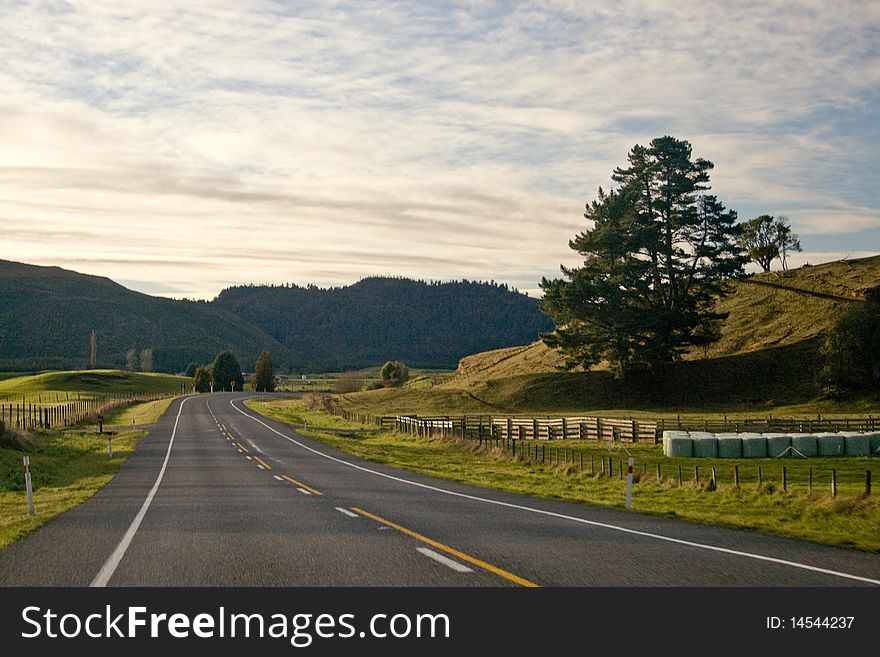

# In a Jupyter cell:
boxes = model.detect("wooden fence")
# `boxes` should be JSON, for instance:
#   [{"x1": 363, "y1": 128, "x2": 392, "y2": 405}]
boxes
[
  {"x1": 325, "y1": 403, "x2": 880, "y2": 445},
  {"x1": 0, "y1": 392, "x2": 173, "y2": 431}
]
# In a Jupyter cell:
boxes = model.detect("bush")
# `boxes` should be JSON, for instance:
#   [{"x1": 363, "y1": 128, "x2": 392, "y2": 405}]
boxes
[
  {"x1": 819, "y1": 303, "x2": 880, "y2": 396},
  {"x1": 333, "y1": 371, "x2": 362, "y2": 394},
  {"x1": 380, "y1": 360, "x2": 409, "y2": 387},
  {"x1": 365, "y1": 380, "x2": 385, "y2": 391}
]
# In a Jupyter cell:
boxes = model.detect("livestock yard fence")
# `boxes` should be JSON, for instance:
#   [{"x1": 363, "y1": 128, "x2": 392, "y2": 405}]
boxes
[
  {"x1": 326, "y1": 404, "x2": 880, "y2": 444},
  {"x1": 0, "y1": 392, "x2": 173, "y2": 431},
  {"x1": 325, "y1": 404, "x2": 875, "y2": 496}
]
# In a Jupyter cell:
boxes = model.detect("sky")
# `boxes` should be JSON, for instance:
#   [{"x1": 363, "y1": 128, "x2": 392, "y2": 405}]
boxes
[{"x1": 1, "y1": 0, "x2": 878, "y2": 299}]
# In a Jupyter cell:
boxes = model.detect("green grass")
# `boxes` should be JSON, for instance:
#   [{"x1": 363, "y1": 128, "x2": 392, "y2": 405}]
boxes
[
  {"x1": 249, "y1": 399, "x2": 880, "y2": 551},
  {"x1": 0, "y1": 369, "x2": 187, "y2": 404},
  {"x1": 0, "y1": 396, "x2": 175, "y2": 549}
]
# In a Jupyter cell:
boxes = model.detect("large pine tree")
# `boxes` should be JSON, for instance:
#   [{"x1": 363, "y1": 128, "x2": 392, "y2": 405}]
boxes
[{"x1": 540, "y1": 136, "x2": 747, "y2": 375}]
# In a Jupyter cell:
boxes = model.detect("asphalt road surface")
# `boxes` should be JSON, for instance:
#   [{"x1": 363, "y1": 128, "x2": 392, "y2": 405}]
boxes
[{"x1": 2, "y1": 394, "x2": 879, "y2": 587}]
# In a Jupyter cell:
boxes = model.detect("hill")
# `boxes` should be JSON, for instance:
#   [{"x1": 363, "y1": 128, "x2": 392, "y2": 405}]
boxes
[
  {"x1": 444, "y1": 257, "x2": 880, "y2": 389},
  {"x1": 214, "y1": 277, "x2": 553, "y2": 370},
  {"x1": 0, "y1": 260, "x2": 293, "y2": 373},
  {"x1": 0, "y1": 261, "x2": 551, "y2": 373},
  {"x1": 0, "y1": 370, "x2": 187, "y2": 403}
]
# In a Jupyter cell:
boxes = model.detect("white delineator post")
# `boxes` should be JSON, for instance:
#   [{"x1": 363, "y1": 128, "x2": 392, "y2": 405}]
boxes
[
  {"x1": 23, "y1": 456, "x2": 35, "y2": 516},
  {"x1": 625, "y1": 457, "x2": 634, "y2": 510},
  {"x1": 108, "y1": 435, "x2": 113, "y2": 459}
]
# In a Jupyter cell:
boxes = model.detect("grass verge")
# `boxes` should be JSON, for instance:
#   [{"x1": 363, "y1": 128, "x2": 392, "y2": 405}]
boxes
[
  {"x1": 0, "y1": 397, "x2": 175, "y2": 549},
  {"x1": 247, "y1": 399, "x2": 880, "y2": 552}
]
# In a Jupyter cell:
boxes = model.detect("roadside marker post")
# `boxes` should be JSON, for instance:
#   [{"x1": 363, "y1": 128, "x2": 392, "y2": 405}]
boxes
[
  {"x1": 625, "y1": 457, "x2": 634, "y2": 510},
  {"x1": 23, "y1": 456, "x2": 35, "y2": 516},
  {"x1": 97, "y1": 414, "x2": 104, "y2": 434},
  {"x1": 108, "y1": 435, "x2": 113, "y2": 459}
]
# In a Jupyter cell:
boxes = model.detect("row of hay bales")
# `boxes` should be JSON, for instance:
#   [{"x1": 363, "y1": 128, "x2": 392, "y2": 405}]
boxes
[{"x1": 662, "y1": 430, "x2": 880, "y2": 458}]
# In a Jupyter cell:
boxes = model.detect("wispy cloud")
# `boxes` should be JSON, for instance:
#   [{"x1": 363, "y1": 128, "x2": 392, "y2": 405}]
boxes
[{"x1": 0, "y1": 1, "x2": 877, "y2": 298}]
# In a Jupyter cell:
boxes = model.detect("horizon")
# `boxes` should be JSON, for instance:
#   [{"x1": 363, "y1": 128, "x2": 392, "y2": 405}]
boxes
[{"x1": 2, "y1": 2, "x2": 879, "y2": 299}]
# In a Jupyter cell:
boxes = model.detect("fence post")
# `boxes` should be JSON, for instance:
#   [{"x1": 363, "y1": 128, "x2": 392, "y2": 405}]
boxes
[
  {"x1": 782, "y1": 466, "x2": 787, "y2": 491},
  {"x1": 23, "y1": 456, "x2": 35, "y2": 516},
  {"x1": 866, "y1": 470, "x2": 872, "y2": 496},
  {"x1": 831, "y1": 469, "x2": 837, "y2": 498},
  {"x1": 734, "y1": 465, "x2": 740, "y2": 489},
  {"x1": 625, "y1": 457, "x2": 634, "y2": 510}
]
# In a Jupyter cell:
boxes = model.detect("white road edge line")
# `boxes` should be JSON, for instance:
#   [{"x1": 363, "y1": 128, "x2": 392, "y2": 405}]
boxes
[
  {"x1": 296, "y1": 488, "x2": 312, "y2": 495},
  {"x1": 90, "y1": 396, "x2": 193, "y2": 587},
  {"x1": 273, "y1": 475, "x2": 284, "y2": 481},
  {"x1": 335, "y1": 507, "x2": 359, "y2": 518},
  {"x1": 416, "y1": 547, "x2": 473, "y2": 573},
  {"x1": 230, "y1": 398, "x2": 880, "y2": 586}
]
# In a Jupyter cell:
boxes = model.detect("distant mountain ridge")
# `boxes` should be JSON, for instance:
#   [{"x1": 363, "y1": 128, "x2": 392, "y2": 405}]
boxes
[{"x1": 0, "y1": 260, "x2": 552, "y2": 372}]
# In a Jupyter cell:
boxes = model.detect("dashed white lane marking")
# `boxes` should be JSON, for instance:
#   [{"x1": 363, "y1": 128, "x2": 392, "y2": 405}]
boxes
[
  {"x1": 246, "y1": 456, "x2": 253, "y2": 461},
  {"x1": 91, "y1": 396, "x2": 194, "y2": 587},
  {"x1": 257, "y1": 464, "x2": 265, "y2": 470},
  {"x1": 296, "y1": 488, "x2": 312, "y2": 495},
  {"x1": 335, "y1": 507, "x2": 359, "y2": 518},
  {"x1": 416, "y1": 547, "x2": 473, "y2": 573},
  {"x1": 230, "y1": 398, "x2": 880, "y2": 587},
  {"x1": 273, "y1": 475, "x2": 284, "y2": 481}
]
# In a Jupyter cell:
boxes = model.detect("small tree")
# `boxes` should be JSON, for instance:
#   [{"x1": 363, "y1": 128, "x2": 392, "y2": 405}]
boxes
[
  {"x1": 193, "y1": 366, "x2": 213, "y2": 393},
  {"x1": 380, "y1": 360, "x2": 409, "y2": 387},
  {"x1": 252, "y1": 350, "x2": 275, "y2": 392},
  {"x1": 775, "y1": 215, "x2": 802, "y2": 271},
  {"x1": 125, "y1": 347, "x2": 140, "y2": 372},
  {"x1": 211, "y1": 351, "x2": 244, "y2": 392},
  {"x1": 140, "y1": 347, "x2": 153, "y2": 373},
  {"x1": 184, "y1": 362, "x2": 200, "y2": 378},
  {"x1": 739, "y1": 215, "x2": 779, "y2": 272}
]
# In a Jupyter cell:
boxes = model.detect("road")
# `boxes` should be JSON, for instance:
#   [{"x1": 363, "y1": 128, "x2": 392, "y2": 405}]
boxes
[{"x1": 1, "y1": 393, "x2": 879, "y2": 586}]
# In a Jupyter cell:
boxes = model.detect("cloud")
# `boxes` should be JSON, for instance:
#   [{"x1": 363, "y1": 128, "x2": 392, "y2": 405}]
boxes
[{"x1": 0, "y1": 1, "x2": 877, "y2": 298}]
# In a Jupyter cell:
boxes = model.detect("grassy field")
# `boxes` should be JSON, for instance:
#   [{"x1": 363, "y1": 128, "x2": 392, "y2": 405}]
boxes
[
  {"x1": 0, "y1": 370, "x2": 187, "y2": 404},
  {"x1": 0, "y1": 396, "x2": 175, "y2": 549},
  {"x1": 248, "y1": 398, "x2": 880, "y2": 551}
]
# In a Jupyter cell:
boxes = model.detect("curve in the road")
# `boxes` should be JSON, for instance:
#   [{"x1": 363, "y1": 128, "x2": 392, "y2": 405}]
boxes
[{"x1": 230, "y1": 396, "x2": 880, "y2": 586}]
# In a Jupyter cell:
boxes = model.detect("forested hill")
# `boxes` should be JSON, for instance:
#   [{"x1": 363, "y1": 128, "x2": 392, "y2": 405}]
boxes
[
  {"x1": 214, "y1": 277, "x2": 553, "y2": 370},
  {"x1": 0, "y1": 261, "x2": 552, "y2": 372},
  {"x1": 0, "y1": 260, "x2": 293, "y2": 373}
]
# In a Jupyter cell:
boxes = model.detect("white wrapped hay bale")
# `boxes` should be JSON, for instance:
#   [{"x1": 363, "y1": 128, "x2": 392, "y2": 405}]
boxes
[
  {"x1": 841, "y1": 432, "x2": 870, "y2": 456},
  {"x1": 765, "y1": 433, "x2": 792, "y2": 458},
  {"x1": 716, "y1": 433, "x2": 742, "y2": 458},
  {"x1": 690, "y1": 432, "x2": 718, "y2": 458},
  {"x1": 667, "y1": 435, "x2": 693, "y2": 458},
  {"x1": 740, "y1": 433, "x2": 767, "y2": 458},
  {"x1": 662, "y1": 430, "x2": 689, "y2": 456},
  {"x1": 789, "y1": 434, "x2": 818, "y2": 457},
  {"x1": 816, "y1": 433, "x2": 845, "y2": 457}
]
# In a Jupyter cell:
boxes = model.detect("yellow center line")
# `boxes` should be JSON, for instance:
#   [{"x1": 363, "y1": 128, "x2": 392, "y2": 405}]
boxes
[
  {"x1": 281, "y1": 475, "x2": 323, "y2": 496},
  {"x1": 236, "y1": 442, "x2": 250, "y2": 453},
  {"x1": 351, "y1": 507, "x2": 539, "y2": 588},
  {"x1": 253, "y1": 456, "x2": 271, "y2": 470}
]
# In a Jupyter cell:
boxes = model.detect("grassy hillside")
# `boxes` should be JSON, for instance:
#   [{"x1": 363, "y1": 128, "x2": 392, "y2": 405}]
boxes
[
  {"x1": 446, "y1": 257, "x2": 880, "y2": 388},
  {"x1": 0, "y1": 370, "x2": 187, "y2": 403},
  {"x1": 343, "y1": 257, "x2": 880, "y2": 415}
]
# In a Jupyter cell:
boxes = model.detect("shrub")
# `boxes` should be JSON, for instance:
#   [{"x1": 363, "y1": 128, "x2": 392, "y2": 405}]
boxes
[
  {"x1": 818, "y1": 302, "x2": 880, "y2": 396},
  {"x1": 333, "y1": 371, "x2": 362, "y2": 393},
  {"x1": 380, "y1": 360, "x2": 409, "y2": 387},
  {"x1": 365, "y1": 380, "x2": 384, "y2": 391}
]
